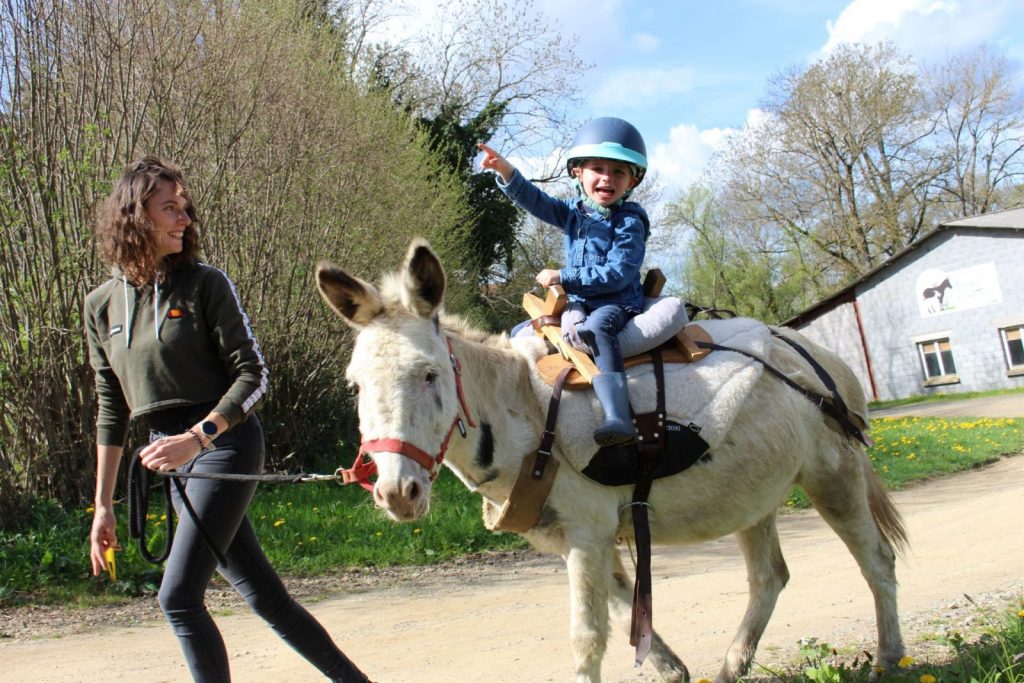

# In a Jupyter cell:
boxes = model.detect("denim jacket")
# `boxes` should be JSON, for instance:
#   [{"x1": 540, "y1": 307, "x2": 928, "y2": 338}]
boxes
[{"x1": 498, "y1": 169, "x2": 649, "y2": 310}]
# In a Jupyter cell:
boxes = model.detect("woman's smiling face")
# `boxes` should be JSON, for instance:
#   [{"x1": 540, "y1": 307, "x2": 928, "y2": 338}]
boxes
[
  {"x1": 572, "y1": 158, "x2": 639, "y2": 207},
  {"x1": 145, "y1": 179, "x2": 192, "y2": 260}
]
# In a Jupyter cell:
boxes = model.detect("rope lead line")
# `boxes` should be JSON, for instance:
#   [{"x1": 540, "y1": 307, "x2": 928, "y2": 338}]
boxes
[{"x1": 126, "y1": 448, "x2": 344, "y2": 567}]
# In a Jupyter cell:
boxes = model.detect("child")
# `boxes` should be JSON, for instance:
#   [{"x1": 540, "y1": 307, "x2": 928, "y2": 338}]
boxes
[{"x1": 479, "y1": 117, "x2": 650, "y2": 446}]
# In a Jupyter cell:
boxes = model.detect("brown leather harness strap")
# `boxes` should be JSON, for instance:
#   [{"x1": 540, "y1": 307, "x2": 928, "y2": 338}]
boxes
[
  {"x1": 483, "y1": 366, "x2": 570, "y2": 534},
  {"x1": 627, "y1": 349, "x2": 663, "y2": 666}
]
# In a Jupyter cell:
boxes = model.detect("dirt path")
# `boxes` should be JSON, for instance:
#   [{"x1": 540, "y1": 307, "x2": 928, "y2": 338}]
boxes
[{"x1": 3, "y1": 455, "x2": 1023, "y2": 683}]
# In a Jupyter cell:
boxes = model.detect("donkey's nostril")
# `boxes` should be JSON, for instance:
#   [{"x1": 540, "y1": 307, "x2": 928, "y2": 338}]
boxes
[{"x1": 404, "y1": 480, "x2": 420, "y2": 502}]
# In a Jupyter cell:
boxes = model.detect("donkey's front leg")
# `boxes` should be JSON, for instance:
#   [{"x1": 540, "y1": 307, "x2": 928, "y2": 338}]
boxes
[{"x1": 566, "y1": 540, "x2": 613, "y2": 682}]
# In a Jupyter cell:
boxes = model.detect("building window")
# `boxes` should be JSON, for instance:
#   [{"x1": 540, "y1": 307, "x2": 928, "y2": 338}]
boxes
[
  {"x1": 918, "y1": 338, "x2": 958, "y2": 384},
  {"x1": 1000, "y1": 326, "x2": 1024, "y2": 374}
]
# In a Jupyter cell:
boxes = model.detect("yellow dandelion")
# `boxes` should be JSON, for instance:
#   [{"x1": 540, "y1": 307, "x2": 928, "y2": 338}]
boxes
[
  {"x1": 1017, "y1": 609, "x2": 1024, "y2": 618},
  {"x1": 413, "y1": 528, "x2": 422, "y2": 534},
  {"x1": 898, "y1": 655, "x2": 915, "y2": 668},
  {"x1": 274, "y1": 519, "x2": 285, "y2": 527},
  {"x1": 86, "y1": 506, "x2": 95, "y2": 513},
  {"x1": 697, "y1": 679, "x2": 713, "y2": 683},
  {"x1": 920, "y1": 674, "x2": 936, "y2": 683},
  {"x1": 907, "y1": 453, "x2": 916, "y2": 460},
  {"x1": 309, "y1": 536, "x2": 318, "y2": 542},
  {"x1": 160, "y1": 514, "x2": 167, "y2": 521},
  {"x1": 375, "y1": 531, "x2": 383, "y2": 537}
]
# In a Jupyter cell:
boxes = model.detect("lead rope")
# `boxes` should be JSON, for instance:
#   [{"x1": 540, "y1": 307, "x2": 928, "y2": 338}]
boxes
[
  {"x1": 128, "y1": 449, "x2": 226, "y2": 566},
  {"x1": 127, "y1": 449, "x2": 345, "y2": 567}
]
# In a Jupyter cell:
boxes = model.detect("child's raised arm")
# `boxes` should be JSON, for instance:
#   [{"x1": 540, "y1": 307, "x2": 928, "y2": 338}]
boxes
[{"x1": 477, "y1": 143, "x2": 514, "y2": 183}]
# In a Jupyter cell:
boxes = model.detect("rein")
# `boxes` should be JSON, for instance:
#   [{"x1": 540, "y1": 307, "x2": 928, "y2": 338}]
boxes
[{"x1": 340, "y1": 336, "x2": 476, "y2": 491}]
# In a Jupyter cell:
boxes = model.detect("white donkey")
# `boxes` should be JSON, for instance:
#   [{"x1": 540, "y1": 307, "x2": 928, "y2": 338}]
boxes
[{"x1": 316, "y1": 239, "x2": 906, "y2": 683}]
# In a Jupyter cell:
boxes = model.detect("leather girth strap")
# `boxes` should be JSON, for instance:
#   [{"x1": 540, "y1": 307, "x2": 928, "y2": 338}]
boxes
[{"x1": 629, "y1": 349, "x2": 666, "y2": 666}]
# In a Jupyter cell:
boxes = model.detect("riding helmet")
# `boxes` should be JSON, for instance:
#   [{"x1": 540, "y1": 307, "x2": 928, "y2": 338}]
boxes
[{"x1": 566, "y1": 117, "x2": 648, "y2": 184}]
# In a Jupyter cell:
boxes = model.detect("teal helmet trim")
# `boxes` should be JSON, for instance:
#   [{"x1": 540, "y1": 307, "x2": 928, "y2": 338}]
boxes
[{"x1": 566, "y1": 142, "x2": 647, "y2": 172}]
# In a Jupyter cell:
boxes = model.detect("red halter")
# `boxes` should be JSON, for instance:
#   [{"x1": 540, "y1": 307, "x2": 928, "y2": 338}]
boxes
[{"x1": 338, "y1": 337, "x2": 476, "y2": 492}]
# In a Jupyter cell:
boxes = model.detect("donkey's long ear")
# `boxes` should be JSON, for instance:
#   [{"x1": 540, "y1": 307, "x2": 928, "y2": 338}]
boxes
[
  {"x1": 316, "y1": 263, "x2": 383, "y2": 328},
  {"x1": 400, "y1": 239, "x2": 445, "y2": 318}
]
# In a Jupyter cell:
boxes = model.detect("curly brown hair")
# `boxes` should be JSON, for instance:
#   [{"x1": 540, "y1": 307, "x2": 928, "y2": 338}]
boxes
[{"x1": 97, "y1": 156, "x2": 202, "y2": 284}]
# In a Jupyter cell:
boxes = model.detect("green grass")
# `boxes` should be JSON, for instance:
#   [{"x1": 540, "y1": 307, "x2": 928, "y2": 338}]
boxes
[
  {"x1": 2, "y1": 416, "x2": 1022, "y2": 606},
  {"x1": 0, "y1": 468, "x2": 527, "y2": 606},
  {"x1": 783, "y1": 415, "x2": 1024, "y2": 509},
  {"x1": 744, "y1": 598, "x2": 1024, "y2": 682}
]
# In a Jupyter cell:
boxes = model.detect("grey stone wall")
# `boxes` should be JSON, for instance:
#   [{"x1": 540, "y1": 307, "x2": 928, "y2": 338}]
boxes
[
  {"x1": 795, "y1": 229, "x2": 1024, "y2": 401},
  {"x1": 863, "y1": 230, "x2": 1023, "y2": 400}
]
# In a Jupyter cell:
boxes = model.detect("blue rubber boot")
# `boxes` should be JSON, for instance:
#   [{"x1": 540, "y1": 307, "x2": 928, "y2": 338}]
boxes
[{"x1": 591, "y1": 372, "x2": 636, "y2": 446}]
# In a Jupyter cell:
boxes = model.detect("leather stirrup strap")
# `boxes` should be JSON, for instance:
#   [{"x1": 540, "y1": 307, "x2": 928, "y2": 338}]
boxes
[{"x1": 629, "y1": 350, "x2": 665, "y2": 666}]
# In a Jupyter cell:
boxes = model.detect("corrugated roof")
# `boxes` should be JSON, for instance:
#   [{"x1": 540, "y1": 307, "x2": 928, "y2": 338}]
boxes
[{"x1": 782, "y1": 205, "x2": 1024, "y2": 327}]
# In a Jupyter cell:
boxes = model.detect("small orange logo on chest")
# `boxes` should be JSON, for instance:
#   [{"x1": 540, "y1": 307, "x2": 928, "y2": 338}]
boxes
[{"x1": 167, "y1": 308, "x2": 186, "y2": 319}]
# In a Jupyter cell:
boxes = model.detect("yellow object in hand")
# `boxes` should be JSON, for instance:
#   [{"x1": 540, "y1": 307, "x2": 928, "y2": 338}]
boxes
[{"x1": 103, "y1": 546, "x2": 117, "y2": 581}]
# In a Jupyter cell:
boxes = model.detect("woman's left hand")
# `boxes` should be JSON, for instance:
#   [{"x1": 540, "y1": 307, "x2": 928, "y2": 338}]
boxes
[{"x1": 139, "y1": 433, "x2": 202, "y2": 472}]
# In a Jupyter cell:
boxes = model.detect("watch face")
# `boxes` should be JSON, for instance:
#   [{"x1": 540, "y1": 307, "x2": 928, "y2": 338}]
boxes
[{"x1": 201, "y1": 420, "x2": 218, "y2": 437}]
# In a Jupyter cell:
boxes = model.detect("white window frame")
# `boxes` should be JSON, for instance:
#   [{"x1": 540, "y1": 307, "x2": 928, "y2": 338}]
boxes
[
  {"x1": 916, "y1": 337, "x2": 959, "y2": 386},
  {"x1": 999, "y1": 325, "x2": 1024, "y2": 376}
]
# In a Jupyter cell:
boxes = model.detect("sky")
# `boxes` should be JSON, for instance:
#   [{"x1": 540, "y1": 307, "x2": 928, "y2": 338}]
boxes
[{"x1": 374, "y1": 0, "x2": 1024, "y2": 196}]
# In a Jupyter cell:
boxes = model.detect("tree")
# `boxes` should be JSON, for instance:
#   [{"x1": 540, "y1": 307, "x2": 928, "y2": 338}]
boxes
[
  {"x1": 664, "y1": 42, "x2": 1023, "y2": 320},
  {"x1": 0, "y1": 0, "x2": 471, "y2": 513},
  {"x1": 349, "y1": 0, "x2": 590, "y2": 328},
  {"x1": 927, "y1": 45, "x2": 1024, "y2": 217},
  {"x1": 663, "y1": 183, "x2": 805, "y2": 322}
]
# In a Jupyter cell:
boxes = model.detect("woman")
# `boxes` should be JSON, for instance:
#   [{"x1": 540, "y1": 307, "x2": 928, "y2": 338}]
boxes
[{"x1": 86, "y1": 157, "x2": 370, "y2": 682}]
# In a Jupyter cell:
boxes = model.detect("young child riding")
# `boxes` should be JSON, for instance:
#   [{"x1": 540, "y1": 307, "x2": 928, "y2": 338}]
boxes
[{"x1": 479, "y1": 117, "x2": 650, "y2": 447}]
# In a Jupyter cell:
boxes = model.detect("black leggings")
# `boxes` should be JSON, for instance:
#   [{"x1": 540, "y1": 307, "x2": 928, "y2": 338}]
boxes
[{"x1": 148, "y1": 408, "x2": 366, "y2": 682}]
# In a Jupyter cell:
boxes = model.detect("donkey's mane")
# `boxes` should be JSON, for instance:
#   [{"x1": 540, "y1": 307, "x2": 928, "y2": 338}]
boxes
[{"x1": 439, "y1": 313, "x2": 513, "y2": 349}]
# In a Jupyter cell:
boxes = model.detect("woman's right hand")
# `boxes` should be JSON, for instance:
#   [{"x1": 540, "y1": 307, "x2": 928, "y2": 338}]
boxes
[{"x1": 90, "y1": 504, "x2": 119, "y2": 577}]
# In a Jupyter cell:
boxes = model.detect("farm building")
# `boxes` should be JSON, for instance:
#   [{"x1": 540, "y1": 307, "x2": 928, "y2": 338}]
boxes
[{"x1": 783, "y1": 207, "x2": 1024, "y2": 402}]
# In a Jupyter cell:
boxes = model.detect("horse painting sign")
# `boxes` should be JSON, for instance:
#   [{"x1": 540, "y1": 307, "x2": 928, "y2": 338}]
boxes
[{"x1": 916, "y1": 263, "x2": 1003, "y2": 318}]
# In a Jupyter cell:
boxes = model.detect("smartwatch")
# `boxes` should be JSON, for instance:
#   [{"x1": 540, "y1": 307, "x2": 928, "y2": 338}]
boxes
[{"x1": 200, "y1": 420, "x2": 219, "y2": 441}]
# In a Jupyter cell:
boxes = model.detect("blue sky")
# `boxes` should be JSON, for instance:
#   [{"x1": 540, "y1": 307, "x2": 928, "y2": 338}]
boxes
[
  {"x1": 550, "y1": 0, "x2": 1024, "y2": 192},
  {"x1": 378, "y1": 0, "x2": 1024, "y2": 193}
]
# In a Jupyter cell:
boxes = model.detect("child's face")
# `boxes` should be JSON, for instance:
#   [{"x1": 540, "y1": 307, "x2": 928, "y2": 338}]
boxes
[{"x1": 572, "y1": 158, "x2": 639, "y2": 207}]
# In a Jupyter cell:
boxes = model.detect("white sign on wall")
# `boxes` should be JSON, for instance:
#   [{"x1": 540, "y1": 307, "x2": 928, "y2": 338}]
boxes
[{"x1": 916, "y1": 263, "x2": 1003, "y2": 318}]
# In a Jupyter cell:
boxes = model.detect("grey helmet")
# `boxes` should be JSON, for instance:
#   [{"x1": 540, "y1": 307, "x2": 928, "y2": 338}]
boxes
[{"x1": 566, "y1": 117, "x2": 648, "y2": 185}]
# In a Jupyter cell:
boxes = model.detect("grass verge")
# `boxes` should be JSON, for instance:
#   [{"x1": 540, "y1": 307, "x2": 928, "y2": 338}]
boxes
[{"x1": 3, "y1": 416, "x2": 1022, "y2": 606}]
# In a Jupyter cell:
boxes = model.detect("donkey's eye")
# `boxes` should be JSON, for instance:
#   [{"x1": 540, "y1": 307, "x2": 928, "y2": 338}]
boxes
[
  {"x1": 425, "y1": 371, "x2": 438, "y2": 385},
  {"x1": 347, "y1": 380, "x2": 360, "y2": 393}
]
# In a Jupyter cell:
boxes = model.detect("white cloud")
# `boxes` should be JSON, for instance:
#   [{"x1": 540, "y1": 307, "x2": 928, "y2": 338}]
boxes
[
  {"x1": 648, "y1": 122, "x2": 733, "y2": 192},
  {"x1": 632, "y1": 32, "x2": 660, "y2": 52},
  {"x1": 821, "y1": 0, "x2": 1020, "y2": 60},
  {"x1": 591, "y1": 67, "x2": 697, "y2": 111}
]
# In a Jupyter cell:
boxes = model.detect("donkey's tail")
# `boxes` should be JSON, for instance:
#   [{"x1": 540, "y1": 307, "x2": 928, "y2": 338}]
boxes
[{"x1": 863, "y1": 456, "x2": 909, "y2": 558}]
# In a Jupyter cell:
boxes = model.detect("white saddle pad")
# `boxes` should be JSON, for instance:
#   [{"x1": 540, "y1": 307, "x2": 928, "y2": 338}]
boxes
[{"x1": 521, "y1": 317, "x2": 771, "y2": 474}]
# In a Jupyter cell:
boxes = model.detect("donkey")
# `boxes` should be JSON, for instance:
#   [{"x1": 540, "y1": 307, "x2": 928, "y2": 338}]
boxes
[{"x1": 316, "y1": 239, "x2": 906, "y2": 683}]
